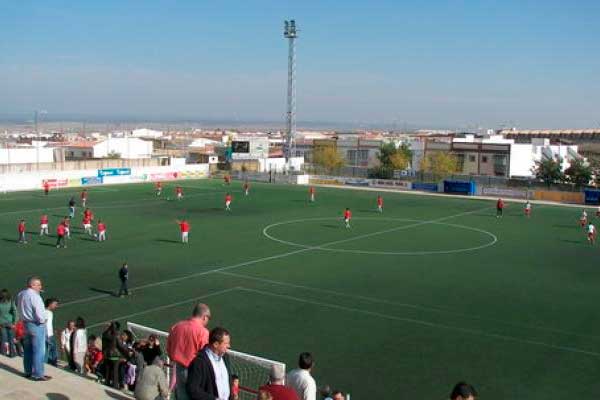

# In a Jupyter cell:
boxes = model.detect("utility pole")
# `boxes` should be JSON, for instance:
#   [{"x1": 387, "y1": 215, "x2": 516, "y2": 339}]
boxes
[{"x1": 284, "y1": 20, "x2": 298, "y2": 168}]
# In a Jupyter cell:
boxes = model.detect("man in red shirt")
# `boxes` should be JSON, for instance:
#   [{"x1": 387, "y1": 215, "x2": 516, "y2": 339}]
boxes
[
  {"x1": 259, "y1": 365, "x2": 300, "y2": 400},
  {"x1": 309, "y1": 187, "x2": 315, "y2": 202},
  {"x1": 344, "y1": 208, "x2": 352, "y2": 229},
  {"x1": 82, "y1": 213, "x2": 93, "y2": 236},
  {"x1": 175, "y1": 186, "x2": 183, "y2": 201},
  {"x1": 96, "y1": 220, "x2": 107, "y2": 241},
  {"x1": 225, "y1": 193, "x2": 232, "y2": 211},
  {"x1": 377, "y1": 195, "x2": 383, "y2": 213},
  {"x1": 40, "y1": 214, "x2": 49, "y2": 236},
  {"x1": 155, "y1": 181, "x2": 162, "y2": 197},
  {"x1": 496, "y1": 198, "x2": 504, "y2": 218},
  {"x1": 166, "y1": 303, "x2": 211, "y2": 400},
  {"x1": 176, "y1": 219, "x2": 190, "y2": 243},
  {"x1": 56, "y1": 222, "x2": 66, "y2": 248},
  {"x1": 43, "y1": 181, "x2": 50, "y2": 196},
  {"x1": 80, "y1": 189, "x2": 88, "y2": 208},
  {"x1": 17, "y1": 219, "x2": 27, "y2": 243}
]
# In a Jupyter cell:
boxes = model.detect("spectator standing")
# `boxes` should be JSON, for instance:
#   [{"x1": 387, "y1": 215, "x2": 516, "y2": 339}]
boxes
[
  {"x1": 450, "y1": 382, "x2": 478, "y2": 400},
  {"x1": 330, "y1": 391, "x2": 344, "y2": 400},
  {"x1": 166, "y1": 303, "x2": 211, "y2": 400},
  {"x1": 0, "y1": 289, "x2": 18, "y2": 357},
  {"x1": 286, "y1": 353, "x2": 317, "y2": 400},
  {"x1": 16, "y1": 276, "x2": 49, "y2": 381},
  {"x1": 44, "y1": 298, "x2": 59, "y2": 366},
  {"x1": 186, "y1": 327, "x2": 231, "y2": 400},
  {"x1": 118, "y1": 263, "x2": 130, "y2": 297},
  {"x1": 60, "y1": 320, "x2": 76, "y2": 369},
  {"x1": 141, "y1": 334, "x2": 162, "y2": 366},
  {"x1": 134, "y1": 356, "x2": 169, "y2": 400},
  {"x1": 71, "y1": 317, "x2": 88, "y2": 375},
  {"x1": 102, "y1": 321, "x2": 129, "y2": 388},
  {"x1": 259, "y1": 364, "x2": 300, "y2": 400}
]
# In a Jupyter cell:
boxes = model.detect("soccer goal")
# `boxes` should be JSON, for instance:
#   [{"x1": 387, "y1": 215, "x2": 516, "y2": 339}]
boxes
[{"x1": 127, "y1": 321, "x2": 286, "y2": 399}]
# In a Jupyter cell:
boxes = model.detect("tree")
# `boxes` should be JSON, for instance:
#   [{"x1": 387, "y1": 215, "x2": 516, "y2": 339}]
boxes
[
  {"x1": 420, "y1": 152, "x2": 460, "y2": 179},
  {"x1": 564, "y1": 158, "x2": 592, "y2": 187},
  {"x1": 312, "y1": 146, "x2": 344, "y2": 174},
  {"x1": 533, "y1": 157, "x2": 564, "y2": 186},
  {"x1": 105, "y1": 151, "x2": 121, "y2": 159},
  {"x1": 371, "y1": 142, "x2": 412, "y2": 178}
]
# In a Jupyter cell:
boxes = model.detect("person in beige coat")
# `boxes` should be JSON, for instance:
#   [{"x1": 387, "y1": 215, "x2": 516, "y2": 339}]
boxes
[{"x1": 134, "y1": 356, "x2": 168, "y2": 400}]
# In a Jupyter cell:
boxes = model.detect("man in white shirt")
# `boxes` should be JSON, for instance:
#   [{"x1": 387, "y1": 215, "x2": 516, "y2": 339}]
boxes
[
  {"x1": 286, "y1": 352, "x2": 317, "y2": 400},
  {"x1": 44, "y1": 298, "x2": 59, "y2": 366},
  {"x1": 16, "y1": 276, "x2": 50, "y2": 381}
]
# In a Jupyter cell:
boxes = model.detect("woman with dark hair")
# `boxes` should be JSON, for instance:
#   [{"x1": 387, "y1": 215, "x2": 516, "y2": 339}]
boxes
[
  {"x1": 71, "y1": 317, "x2": 88, "y2": 375},
  {"x1": 0, "y1": 289, "x2": 18, "y2": 357}
]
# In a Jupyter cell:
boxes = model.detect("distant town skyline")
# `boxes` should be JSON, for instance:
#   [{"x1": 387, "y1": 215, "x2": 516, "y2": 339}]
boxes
[{"x1": 1, "y1": 0, "x2": 599, "y2": 129}]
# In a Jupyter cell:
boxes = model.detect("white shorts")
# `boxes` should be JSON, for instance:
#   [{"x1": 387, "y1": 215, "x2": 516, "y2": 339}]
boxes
[
  {"x1": 226, "y1": 201, "x2": 231, "y2": 207},
  {"x1": 65, "y1": 227, "x2": 70, "y2": 234},
  {"x1": 40, "y1": 224, "x2": 48, "y2": 229},
  {"x1": 98, "y1": 231, "x2": 106, "y2": 239},
  {"x1": 84, "y1": 223, "x2": 91, "y2": 230},
  {"x1": 177, "y1": 193, "x2": 182, "y2": 198},
  {"x1": 181, "y1": 232, "x2": 189, "y2": 239},
  {"x1": 345, "y1": 218, "x2": 350, "y2": 223}
]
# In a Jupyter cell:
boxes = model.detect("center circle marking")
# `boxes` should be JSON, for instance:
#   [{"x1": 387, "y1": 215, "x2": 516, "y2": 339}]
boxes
[{"x1": 263, "y1": 217, "x2": 497, "y2": 255}]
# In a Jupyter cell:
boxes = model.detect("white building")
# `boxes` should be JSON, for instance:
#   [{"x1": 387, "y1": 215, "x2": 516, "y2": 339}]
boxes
[
  {"x1": 132, "y1": 128, "x2": 164, "y2": 139},
  {"x1": 93, "y1": 137, "x2": 153, "y2": 159}
]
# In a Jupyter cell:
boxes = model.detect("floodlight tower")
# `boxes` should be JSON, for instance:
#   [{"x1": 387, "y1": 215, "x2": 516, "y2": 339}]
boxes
[{"x1": 284, "y1": 19, "x2": 298, "y2": 164}]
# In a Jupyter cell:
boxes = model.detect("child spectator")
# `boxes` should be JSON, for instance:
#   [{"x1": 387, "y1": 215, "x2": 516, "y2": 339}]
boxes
[
  {"x1": 231, "y1": 374, "x2": 240, "y2": 400},
  {"x1": 14, "y1": 319, "x2": 25, "y2": 356},
  {"x1": 85, "y1": 335, "x2": 103, "y2": 375}
]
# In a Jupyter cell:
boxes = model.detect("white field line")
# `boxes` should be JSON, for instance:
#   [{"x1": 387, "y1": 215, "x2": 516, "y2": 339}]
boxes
[
  {"x1": 60, "y1": 207, "x2": 487, "y2": 308},
  {"x1": 0, "y1": 190, "x2": 227, "y2": 218},
  {"x1": 218, "y1": 270, "x2": 600, "y2": 340},
  {"x1": 237, "y1": 287, "x2": 600, "y2": 358},
  {"x1": 87, "y1": 287, "x2": 239, "y2": 329}
]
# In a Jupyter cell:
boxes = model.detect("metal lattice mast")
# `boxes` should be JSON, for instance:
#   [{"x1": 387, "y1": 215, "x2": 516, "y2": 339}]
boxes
[{"x1": 284, "y1": 20, "x2": 298, "y2": 163}]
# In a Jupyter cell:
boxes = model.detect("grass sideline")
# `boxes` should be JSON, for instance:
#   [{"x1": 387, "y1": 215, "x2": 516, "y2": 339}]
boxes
[{"x1": 1, "y1": 178, "x2": 600, "y2": 399}]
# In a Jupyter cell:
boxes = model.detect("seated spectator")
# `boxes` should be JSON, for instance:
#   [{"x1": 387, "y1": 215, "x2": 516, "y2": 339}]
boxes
[
  {"x1": 85, "y1": 335, "x2": 103, "y2": 374},
  {"x1": 134, "y1": 356, "x2": 169, "y2": 400},
  {"x1": 231, "y1": 374, "x2": 240, "y2": 400},
  {"x1": 330, "y1": 391, "x2": 344, "y2": 400},
  {"x1": 259, "y1": 364, "x2": 299, "y2": 400},
  {"x1": 450, "y1": 382, "x2": 478, "y2": 400},
  {"x1": 13, "y1": 319, "x2": 25, "y2": 356},
  {"x1": 319, "y1": 385, "x2": 332, "y2": 400}
]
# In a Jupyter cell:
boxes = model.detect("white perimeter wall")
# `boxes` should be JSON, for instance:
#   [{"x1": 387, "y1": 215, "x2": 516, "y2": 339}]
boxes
[
  {"x1": 0, "y1": 148, "x2": 55, "y2": 164},
  {"x1": 0, "y1": 164, "x2": 209, "y2": 192}
]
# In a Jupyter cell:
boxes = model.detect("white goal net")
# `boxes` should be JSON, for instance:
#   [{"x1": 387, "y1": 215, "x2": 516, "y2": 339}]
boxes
[{"x1": 127, "y1": 321, "x2": 286, "y2": 399}]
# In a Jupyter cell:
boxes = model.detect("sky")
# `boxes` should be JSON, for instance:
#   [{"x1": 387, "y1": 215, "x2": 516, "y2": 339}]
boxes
[{"x1": 1, "y1": 0, "x2": 599, "y2": 129}]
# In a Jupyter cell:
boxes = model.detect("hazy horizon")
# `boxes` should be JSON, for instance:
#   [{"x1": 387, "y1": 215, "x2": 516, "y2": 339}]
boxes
[{"x1": 1, "y1": 1, "x2": 599, "y2": 129}]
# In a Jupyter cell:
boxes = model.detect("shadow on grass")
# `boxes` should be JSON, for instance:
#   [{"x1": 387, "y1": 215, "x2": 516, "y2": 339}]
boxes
[
  {"x1": 155, "y1": 238, "x2": 181, "y2": 244},
  {"x1": 2, "y1": 238, "x2": 19, "y2": 243},
  {"x1": 79, "y1": 237, "x2": 97, "y2": 242},
  {"x1": 38, "y1": 242, "x2": 58, "y2": 247},
  {"x1": 562, "y1": 239, "x2": 586, "y2": 245},
  {"x1": 553, "y1": 224, "x2": 578, "y2": 229},
  {"x1": 89, "y1": 287, "x2": 115, "y2": 296},
  {"x1": 321, "y1": 224, "x2": 341, "y2": 229}
]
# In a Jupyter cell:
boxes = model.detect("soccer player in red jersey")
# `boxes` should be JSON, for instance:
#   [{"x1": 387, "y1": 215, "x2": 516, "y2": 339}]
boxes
[
  {"x1": 56, "y1": 222, "x2": 67, "y2": 248},
  {"x1": 175, "y1": 186, "x2": 183, "y2": 201},
  {"x1": 82, "y1": 213, "x2": 93, "y2": 236},
  {"x1": 155, "y1": 181, "x2": 163, "y2": 197},
  {"x1": 64, "y1": 216, "x2": 72, "y2": 239},
  {"x1": 80, "y1": 189, "x2": 88, "y2": 208},
  {"x1": 40, "y1": 214, "x2": 49, "y2": 236},
  {"x1": 176, "y1": 219, "x2": 190, "y2": 243},
  {"x1": 43, "y1": 181, "x2": 50, "y2": 196},
  {"x1": 377, "y1": 195, "x2": 383, "y2": 213},
  {"x1": 309, "y1": 186, "x2": 315, "y2": 202},
  {"x1": 243, "y1": 181, "x2": 250, "y2": 196},
  {"x1": 96, "y1": 220, "x2": 107, "y2": 241},
  {"x1": 580, "y1": 209, "x2": 588, "y2": 228},
  {"x1": 343, "y1": 208, "x2": 352, "y2": 229},
  {"x1": 496, "y1": 198, "x2": 504, "y2": 218},
  {"x1": 224, "y1": 175, "x2": 231, "y2": 186},
  {"x1": 225, "y1": 193, "x2": 232, "y2": 211},
  {"x1": 17, "y1": 219, "x2": 27, "y2": 243}
]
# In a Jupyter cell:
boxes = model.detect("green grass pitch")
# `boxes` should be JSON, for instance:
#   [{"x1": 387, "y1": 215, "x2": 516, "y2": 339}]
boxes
[{"x1": 1, "y1": 179, "x2": 599, "y2": 399}]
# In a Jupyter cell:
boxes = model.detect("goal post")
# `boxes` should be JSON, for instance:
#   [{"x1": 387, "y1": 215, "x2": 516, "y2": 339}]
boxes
[{"x1": 127, "y1": 321, "x2": 286, "y2": 399}]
